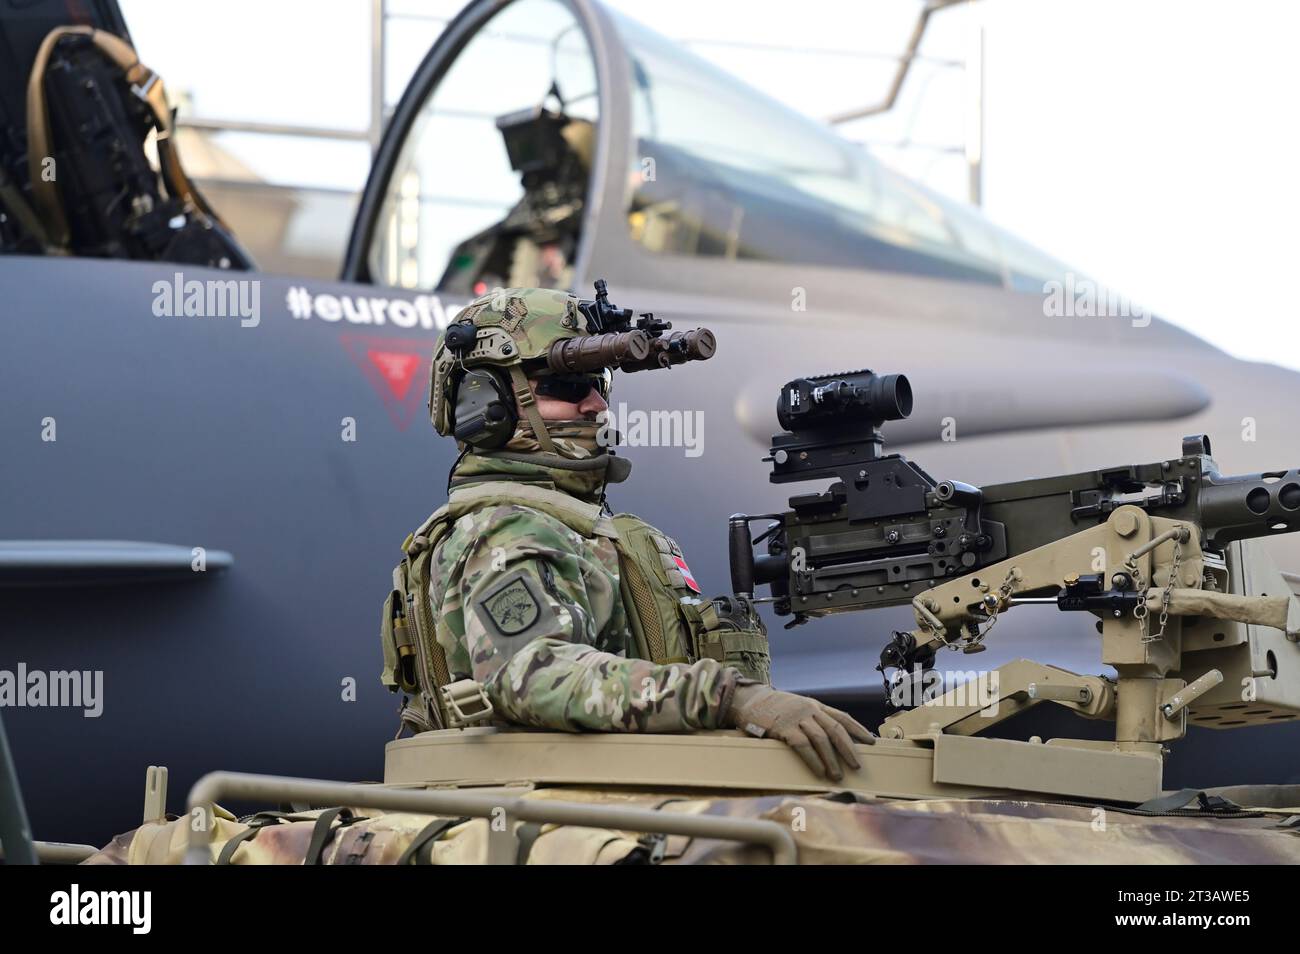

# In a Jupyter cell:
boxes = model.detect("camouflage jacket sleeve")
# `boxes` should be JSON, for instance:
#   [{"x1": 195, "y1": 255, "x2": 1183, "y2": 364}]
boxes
[{"x1": 430, "y1": 503, "x2": 741, "y2": 732}]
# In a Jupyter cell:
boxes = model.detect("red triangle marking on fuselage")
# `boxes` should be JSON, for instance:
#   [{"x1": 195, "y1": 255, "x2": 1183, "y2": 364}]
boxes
[{"x1": 367, "y1": 350, "x2": 421, "y2": 402}]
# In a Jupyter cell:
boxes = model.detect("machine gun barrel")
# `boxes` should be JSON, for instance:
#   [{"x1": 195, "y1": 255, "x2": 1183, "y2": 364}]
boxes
[{"x1": 1197, "y1": 466, "x2": 1300, "y2": 547}]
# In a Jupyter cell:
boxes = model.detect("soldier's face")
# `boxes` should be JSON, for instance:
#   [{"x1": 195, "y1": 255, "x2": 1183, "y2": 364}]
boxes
[{"x1": 527, "y1": 376, "x2": 609, "y2": 422}]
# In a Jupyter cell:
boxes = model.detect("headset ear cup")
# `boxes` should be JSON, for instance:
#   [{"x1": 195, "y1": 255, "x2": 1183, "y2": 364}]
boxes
[
  {"x1": 451, "y1": 368, "x2": 517, "y2": 449},
  {"x1": 484, "y1": 368, "x2": 518, "y2": 446}
]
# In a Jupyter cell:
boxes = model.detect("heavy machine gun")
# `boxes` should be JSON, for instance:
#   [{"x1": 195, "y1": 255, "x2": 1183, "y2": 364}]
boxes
[{"x1": 729, "y1": 370, "x2": 1300, "y2": 801}]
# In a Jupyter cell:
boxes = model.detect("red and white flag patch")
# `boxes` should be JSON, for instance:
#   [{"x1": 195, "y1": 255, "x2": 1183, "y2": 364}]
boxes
[{"x1": 673, "y1": 555, "x2": 701, "y2": 593}]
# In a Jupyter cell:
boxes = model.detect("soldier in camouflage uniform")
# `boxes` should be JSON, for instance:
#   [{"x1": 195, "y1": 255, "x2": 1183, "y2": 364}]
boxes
[{"x1": 389, "y1": 286, "x2": 873, "y2": 780}]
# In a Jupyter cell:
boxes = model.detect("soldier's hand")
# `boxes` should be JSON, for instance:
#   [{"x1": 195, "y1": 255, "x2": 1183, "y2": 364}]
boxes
[{"x1": 727, "y1": 684, "x2": 875, "y2": 781}]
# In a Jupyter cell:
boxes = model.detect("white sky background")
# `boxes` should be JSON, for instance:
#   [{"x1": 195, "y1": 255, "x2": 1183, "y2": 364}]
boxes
[{"x1": 119, "y1": 0, "x2": 1300, "y2": 370}]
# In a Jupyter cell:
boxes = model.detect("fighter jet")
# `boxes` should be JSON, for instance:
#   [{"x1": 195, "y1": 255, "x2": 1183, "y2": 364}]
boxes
[{"x1": 2, "y1": 0, "x2": 1296, "y2": 847}]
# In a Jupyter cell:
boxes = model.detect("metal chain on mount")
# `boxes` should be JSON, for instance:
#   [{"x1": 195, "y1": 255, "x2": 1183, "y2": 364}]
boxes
[
  {"x1": 1128, "y1": 531, "x2": 1184, "y2": 644},
  {"x1": 966, "y1": 566, "x2": 1023, "y2": 651}
]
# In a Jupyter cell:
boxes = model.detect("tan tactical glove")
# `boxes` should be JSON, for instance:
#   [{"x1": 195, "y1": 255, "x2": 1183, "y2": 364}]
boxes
[{"x1": 726, "y1": 684, "x2": 876, "y2": 781}]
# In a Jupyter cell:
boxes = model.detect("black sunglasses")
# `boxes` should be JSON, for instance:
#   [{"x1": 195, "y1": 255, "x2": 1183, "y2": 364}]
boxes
[{"x1": 533, "y1": 372, "x2": 612, "y2": 404}]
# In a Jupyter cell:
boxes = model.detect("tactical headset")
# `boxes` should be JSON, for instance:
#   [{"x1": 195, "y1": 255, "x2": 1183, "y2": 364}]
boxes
[{"x1": 451, "y1": 367, "x2": 611, "y2": 449}]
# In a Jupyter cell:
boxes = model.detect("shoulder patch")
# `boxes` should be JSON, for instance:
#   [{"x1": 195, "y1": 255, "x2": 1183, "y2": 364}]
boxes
[{"x1": 479, "y1": 572, "x2": 543, "y2": 637}]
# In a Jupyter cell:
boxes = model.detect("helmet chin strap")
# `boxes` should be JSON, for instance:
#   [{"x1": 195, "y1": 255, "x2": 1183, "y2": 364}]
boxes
[{"x1": 507, "y1": 364, "x2": 557, "y2": 454}]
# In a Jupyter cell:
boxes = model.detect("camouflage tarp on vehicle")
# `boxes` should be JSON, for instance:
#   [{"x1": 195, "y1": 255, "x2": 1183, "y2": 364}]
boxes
[{"x1": 82, "y1": 785, "x2": 1300, "y2": 865}]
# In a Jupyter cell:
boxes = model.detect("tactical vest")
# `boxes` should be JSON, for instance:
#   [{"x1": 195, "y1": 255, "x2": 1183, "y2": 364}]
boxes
[{"x1": 380, "y1": 481, "x2": 771, "y2": 732}]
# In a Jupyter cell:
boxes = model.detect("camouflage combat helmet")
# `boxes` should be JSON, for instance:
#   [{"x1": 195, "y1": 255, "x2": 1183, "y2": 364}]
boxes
[
  {"x1": 430, "y1": 281, "x2": 714, "y2": 457},
  {"x1": 429, "y1": 286, "x2": 594, "y2": 455}
]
